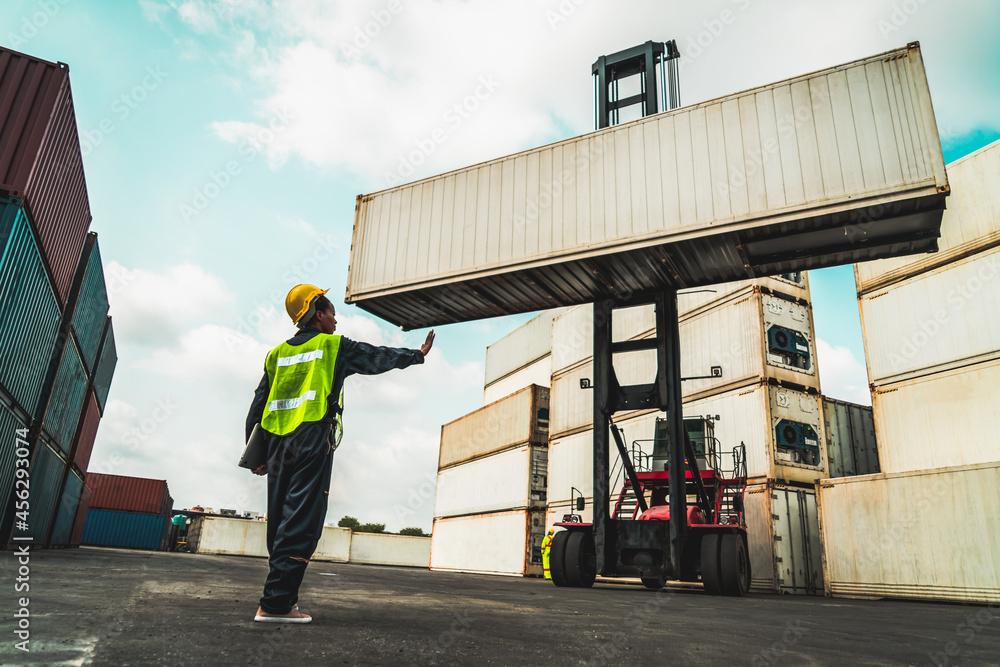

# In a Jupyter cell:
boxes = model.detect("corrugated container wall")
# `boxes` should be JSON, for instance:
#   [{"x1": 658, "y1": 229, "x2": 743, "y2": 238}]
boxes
[
  {"x1": 41, "y1": 337, "x2": 88, "y2": 454},
  {"x1": 0, "y1": 197, "x2": 62, "y2": 417},
  {"x1": 70, "y1": 389, "x2": 100, "y2": 472},
  {"x1": 0, "y1": 401, "x2": 31, "y2": 540},
  {"x1": 49, "y1": 468, "x2": 84, "y2": 545},
  {"x1": 431, "y1": 509, "x2": 546, "y2": 577},
  {"x1": 91, "y1": 317, "x2": 116, "y2": 414},
  {"x1": 434, "y1": 445, "x2": 547, "y2": 519},
  {"x1": 23, "y1": 438, "x2": 67, "y2": 542},
  {"x1": 484, "y1": 309, "x2": 565, "y2": 386},
  {"x1": 81, "y1": 508, "x2": 169, "y2": 550},
  {"x1": 822, "y1": 397, "x2": 879, "y2": 478},
  {"x1": 0, "y1": 48, "x2": 92, "y2": 306},
  {"x1": 871, "y1": 358, "x2": 1000, "y2": 473},
  {"x1": 855, "y1": 138, "x2": 1000, "y2": 294},
  {"x1": 86, "y1": 472, "x2": 172, "y2": 515},
  {"x1": 69, "y1": 233, "x2": 109, "y2": 372},
  {"x1": 859, "y1": 243, "x2": 1000, "y2": 385},
  {"x1": 69, "y1": 482, "x2": 91, "y2": 546},
  {"x1": 817, "y1": 462, "x2": 1000, "y2": 603},
  {"x1": 484, "y1": 355, "x2": 552, "y2": 404},
  {"x1": 744, "y1": 481, "x2": 822, "y2": 594},
  {"x1": 438, "y1": 384, "x2": 548, "y2": 470},
  {"x1": 346, "y1": 45, "x2": 947, "y2": 329}
]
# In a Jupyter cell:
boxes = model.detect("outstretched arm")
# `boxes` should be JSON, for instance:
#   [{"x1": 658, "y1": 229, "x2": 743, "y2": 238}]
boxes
[{"x1": 340, "y1": 331, "x2": 434, "y2": 377}]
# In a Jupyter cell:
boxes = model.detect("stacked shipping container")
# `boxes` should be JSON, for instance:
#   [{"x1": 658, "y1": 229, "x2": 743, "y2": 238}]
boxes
[
  {"x1": 0, "y1": 46, "x2": 116, "y2": 549},
  {"x1": 80, "y1": 473, "x2": 173, "y2": 550},
  {"x1": 818, "y1": 140, "x2": 1000, "y2": 603}
]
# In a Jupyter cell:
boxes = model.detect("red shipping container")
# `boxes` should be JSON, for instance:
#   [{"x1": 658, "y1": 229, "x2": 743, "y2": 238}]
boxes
[
  {"x1": 69, "y1": 481, "x2": 91, "y2": 546},
  {"x1": 86, "y1": 472, "x2": 172, "y2": 516},
  {"x1": 0, "y1": 47, "x2": 92, "y2": 306},
  {"x1": 69, "y1": 389, "x2": 100, "y2": 472}
]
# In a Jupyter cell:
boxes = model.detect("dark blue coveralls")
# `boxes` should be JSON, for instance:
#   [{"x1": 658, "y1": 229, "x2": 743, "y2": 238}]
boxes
[{"x1": 245, "y1": 326, "x2": 424, "y2": 614}]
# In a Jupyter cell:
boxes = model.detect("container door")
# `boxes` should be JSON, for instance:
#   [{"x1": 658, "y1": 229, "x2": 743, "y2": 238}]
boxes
[{"x1": 772, "y1": 486, "x2": 823, "y2": 595}]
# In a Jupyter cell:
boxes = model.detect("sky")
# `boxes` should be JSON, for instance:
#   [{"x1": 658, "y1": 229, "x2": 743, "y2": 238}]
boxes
[{"x1": 3, "y1": 0, "x2": 998, "y2": 532}]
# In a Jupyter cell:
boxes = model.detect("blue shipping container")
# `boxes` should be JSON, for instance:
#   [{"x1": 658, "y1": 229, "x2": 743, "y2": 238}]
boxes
[
  {"x1": 81, "y1": 508, "x2": 169, "y2": 550},
  {"x1": 0, "y1": 401, "x2": 31, "y2": 542},
  {"x1": 41, "y1": 338, "x2": 89, "y2": 454},
  {"x1": 49, "y1": 467, "x2": 84, "y2": 545},
  {"x1": 22, "y1": 438, "x2": 67, "y2": 543},
  {"x1": 92, "y1": 317, "x2": 116, "y2": 414},
  {"x1": 69, "y1": 233, "x2": 109, "y2": 373},
  {"x1": 0, "y1": 196, "x2": 63, "y2": 418}
]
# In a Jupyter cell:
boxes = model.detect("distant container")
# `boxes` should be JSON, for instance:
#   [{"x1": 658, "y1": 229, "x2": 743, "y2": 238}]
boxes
[
  {"x1": 186, "y1": 515, "x2": 268, "y2": 558},
  {"x1": 69, "y1": 389, "x2": 100, "y2": 472},
  {"x1": 483, "y1": 355, "x2": 552, "y2": 404},
  {"x1": 40, "y1": 336, "x2": 88, "y2": 454},
  {"x1": 744, "y1": 480, "x2": 822, "y2": 595},
  {"x1": 0, "y1": 47, "x2": 92, "y2": 306},
  {"x1": 855, "y1": 138, "x2": 1000, "y2": 295},
  {"x1": 67, "y1": 233, "x2": 109, "y2": 372},
  {"x1": 431, "y1": 509, "x2": 546, "y2": 577},
  {"x1": 859, "y1": 243, "x2": 1000, "y2": 385},
  {"x1": 349, "y1": 533, "x2": 431, "y2": 568},
  {"x1": 91, "y1": 317, "x2": 117, "y2": 414},
  {"x1": 871, "y1": 357, "x2": 1000, "y2": 474},
  {"x1": 817, "y1": 462, "x2": 1000, "y2": 603},
  {"x1": 821, "y1": 397, "x2": 879, "y2": 478},
  {"x1": 484, "y1": 309, "x2": 566, "y2": 386},
  {"x1": 438, "y1": 384, "x2": 549, "y2": 470},
  {"x1": 87, "y1": 472, "x2": 173, "y2": 516},
  {"x1": 0, "y1": 400, "x2": 31, "y2": 540},
  {"x1": 80, "y1": 508, "x2": 170, "y2": 550},
  {"x1": 70, "y1": 482, "x2": 91, "y2": 546},
  {"x1": 49, "y1": 467, "x2": 84, "y2": 546},
  {"x1": 0, "y1": 196, "x2": 62, "y2": 418},
  {"x1": 347, "y1": 44, "x2": 947, "y2": 329},
  {"x1": 434, "y1": 445, "x2": 547, "y2": 519},
  {"x1": 23, "y1": 437, "x2": 67, "y2": 542}
]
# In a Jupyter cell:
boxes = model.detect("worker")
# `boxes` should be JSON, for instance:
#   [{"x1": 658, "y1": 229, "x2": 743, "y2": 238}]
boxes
[
  {"x1": 245, "y1": 284, "x2": 434, "y2": 624},
  {"x1": 541, "y1": 529, "x2": 556, "y2": 579}
]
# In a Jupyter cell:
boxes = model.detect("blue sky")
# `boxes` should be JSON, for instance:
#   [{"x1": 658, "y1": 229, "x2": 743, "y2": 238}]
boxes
[{"x1": 4, "y1": 0, "x2": 998, "y2": 530}]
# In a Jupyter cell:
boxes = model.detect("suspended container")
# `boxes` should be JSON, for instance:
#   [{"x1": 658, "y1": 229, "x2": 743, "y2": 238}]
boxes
[
  {"x1": 67, "y1": 233, "x2": 109, "y2": 373},
  {"x1": 484, "y1": 355, "x2": 552, "y2": 404},
  {"x1": 817, "y1": 462, "x2": 1000, "y2": 603},
  {"x1": 91, "y1": 317, "x2": 117, "y2": 414},
  {"x1": 438, "y1": 384, "x2": 548, "y2": 470},
  {"x1": 346, "y1": 44, "x2": 947, "y2": 330},
  {"x1": 49, "y1": 467, "x2": 84, "y2": 546},
  {"x1": 86, "y1": 472, "x2": 172, "y2": 516},
  {"x1": 434, "y1": 445, "x2": 547, "y2": 519},
  {"x1": 80, "y1": 508, "x2": 170, "y2": 550},
  {"x1": 855, "y1": 138, "x2": 1000, "y2": 295},
  {"x1": 744, "y1": 480, "x2": 822, "y2": 595},
  {"x1": 40, "y1": 336, "x2": 88, "y2": 455},
  {"x1": 430, "y1": 509, "x2": 547, "y2": 577},
  {"x1": 821, "y1": 397, "x2": 879, "y2": 478},
  {"x1": 0, "y1": 47, "x2": 92, "y2": 307},
  {"x1": 69, "y1": 389, "x2": 100, "y2": 472},
  {"x1": 21, "y1": 437, "x2": 67, "y2": 543},
  {"x1": 484, "y1": 308, "x2": 566, "y2": 386},
  {"x1": 0, "y1": 196, "x2": 62, "y2": 418}
]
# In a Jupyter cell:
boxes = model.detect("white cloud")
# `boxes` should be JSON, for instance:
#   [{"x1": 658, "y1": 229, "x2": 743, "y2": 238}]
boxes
[
  {"x1": 133, "y1": 323, "x2": 270, "y2": 389},
  {"x1": 817, "y1": 338, "x2": 872, "y2": 406}
]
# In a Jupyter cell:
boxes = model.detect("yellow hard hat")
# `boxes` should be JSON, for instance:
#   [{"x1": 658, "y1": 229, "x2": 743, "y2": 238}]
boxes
[
  {"x1": 285, "y1": 284, "x2": 329, "y2": 325},
  {"x1": 548, "y1": 528, "x2": 555, "y2": 534}
]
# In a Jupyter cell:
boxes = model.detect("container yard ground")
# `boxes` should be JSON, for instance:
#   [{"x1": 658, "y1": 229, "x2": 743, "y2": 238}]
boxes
[{"x1": 4, "y1": 548, "x2": 998, "y2": 666}]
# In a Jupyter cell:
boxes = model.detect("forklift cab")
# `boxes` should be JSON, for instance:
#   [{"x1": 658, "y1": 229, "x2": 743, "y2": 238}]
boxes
[{"x1": 651, "y1": 416, "x2": 718, "y2": 473}]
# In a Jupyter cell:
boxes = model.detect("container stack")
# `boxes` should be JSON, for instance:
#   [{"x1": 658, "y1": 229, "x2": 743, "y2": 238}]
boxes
[
  {"x1": 483, "y1": 308, "x2": 566, "y2": 403},
  {"x1": 818, "y1": 139, "x2": 1000, "y2": 604},
  {"x1": 429, "y1": 385, "x2": 550, "y2": 576},
  {"x1": 0, "y1": 46, "x2": 117, "y2": 550},
  {"x1": 80, "y1": 473, "x2": 173, "y2": 551}
]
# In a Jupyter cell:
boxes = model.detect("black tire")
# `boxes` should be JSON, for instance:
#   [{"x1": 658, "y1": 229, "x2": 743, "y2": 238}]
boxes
[
  {"x1": 549, "y1": 530, "x2": 570, "y2": 587},
  {"x1": 565, "y1": 531, "x2": 596, "y2": 588},
  {"x1": 641, "y1": 577, "x2": 664, "y2": 590},
  {"x1": 719, "y1": 533, "x2": 751, "y2": 597},
  {"x1": 700, "y1": 533, "x2": 722, "y2": 595}
]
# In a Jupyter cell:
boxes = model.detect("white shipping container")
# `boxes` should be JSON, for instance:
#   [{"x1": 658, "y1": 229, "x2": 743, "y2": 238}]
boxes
[
  {"x1": 860, "y1": 243, "x2": 1000, "y2": 385},
  {"x1": 349, "y1": 533, "x2": 431, "y2": 568},
  {"x1": 439, "y1": 384, "x2": 548, "y2": 470},
  {"x1": 744, "y1": 481, "x2": 822, "y2": 595},
  {"x1": 485, "y1": 309, "x2": 566, "y2": 386},
  {"x1": 817, "y1": 462, "x2": 1000, "y2": 603},
  {"x1": 484, "y1": 355, "x2": 551, "y2": 405},
  {"x1": 856, "y1": 139, "x2": 1000, "y2": 294},
  {"x1": 822, "y1": 396, "x2": 880, "y2": 478},
  {"x1": 430, "y1": 509, "x2": 546, "y2": 577},
  {"x1": 550, "y1": 354, "x2": 658, "y2": 437},
  {"x1": 871, "y1": 357, "x2": 1000, "y2": 473},
  {"x1": 347, "y1": 45, "x2": 947, "y2": 330},
  {"x1": 433, "y1": 445, "x2": 547, "y2": 519},
  {"x1": 188, "y1": 517, "x2": 268, "y2": 558}
]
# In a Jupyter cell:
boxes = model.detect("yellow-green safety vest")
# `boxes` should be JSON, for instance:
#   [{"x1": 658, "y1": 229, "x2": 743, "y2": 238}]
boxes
[{"x1": 261, "y1": 334, "x2": 343, "y2": 441}]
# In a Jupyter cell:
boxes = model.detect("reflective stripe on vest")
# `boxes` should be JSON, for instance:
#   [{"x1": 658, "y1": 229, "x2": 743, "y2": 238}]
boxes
[{"x1": 261, "y1": 334, "x2": 341, "y2": 436}]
